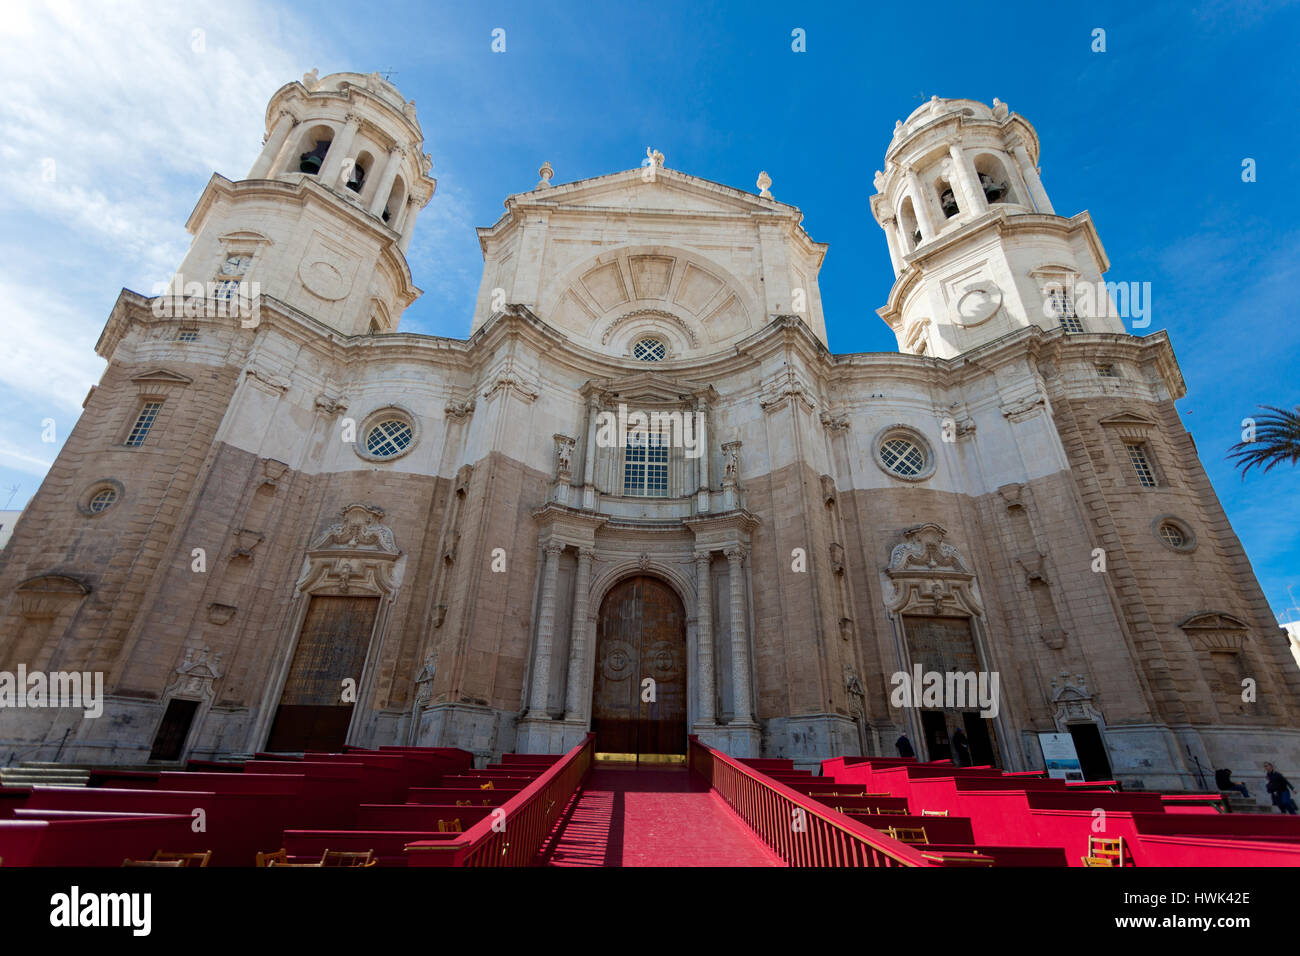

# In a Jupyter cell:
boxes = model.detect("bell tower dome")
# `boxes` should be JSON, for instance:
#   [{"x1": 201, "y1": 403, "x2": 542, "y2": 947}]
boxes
[
  {"x1": 870, "y1": 97, "x2": 1125, "y2": 358},
  {"x1": 172, "y1": 69, "x2": 438, "y2": 336}
]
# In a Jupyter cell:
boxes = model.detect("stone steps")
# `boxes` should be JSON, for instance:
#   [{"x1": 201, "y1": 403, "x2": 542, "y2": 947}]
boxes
[{"x1": 1, "y1": 764, "x2": 91, "y2": 788}]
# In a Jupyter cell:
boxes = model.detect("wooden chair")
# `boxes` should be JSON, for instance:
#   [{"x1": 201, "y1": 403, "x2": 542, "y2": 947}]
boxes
[
  {"x1": 438, "y1": 818, "x2": 463, "y2": 833},
  {"x1": 921, "y1": 809, "x2": 949, "y2": 817},
  {"x1": 123, "y1": 859, "x2": 185, "y2": 867},
  {"x1": 1081, "y1": 836, "x2": 1125, "y2": 867},
  {"x1": 874, "y1": 807, "x2": 907, "y2": 815},
  {"x1": 456, "y1": 799, "x2": 472, "y2": 806},
  {"x1": 152, "y1": 850, "x2": 212, "y2": 867},
  {"x1": 320, "y1": 849, "x2": 377, "y2": 867},
  {"x1": 479, "y1": 781, "x2": 495, "y2": 791},
  {"x1": 885, "y1": 826, "x2": 929, "y2": 845},
  {"x1": 255, "y1": 848, "x2": 288, "y2": 867}
]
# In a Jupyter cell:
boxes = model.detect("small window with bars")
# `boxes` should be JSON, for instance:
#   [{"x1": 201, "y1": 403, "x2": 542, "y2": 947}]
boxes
[
  {"x1": 125, "y1": 402, "x2": 163, "y2": 447},
  {"x1": 1096, "y1": 364, "x2": 1118, "y2": 378},
  {"x1": 1124, "y1": 441, "x2": 1158, "y2": 487},
  {"x1": 176, "y1": 328, "x2": 198, "y2": 342},
  {"x1": 623, "y1": 430, "x2": 670, "y2": 497}
]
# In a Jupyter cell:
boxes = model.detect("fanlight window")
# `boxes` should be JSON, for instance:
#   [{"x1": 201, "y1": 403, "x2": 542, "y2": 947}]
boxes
[
  {"x1": 365, "y1": 420, "x2": 414, "y2": 458},
  {"x1": 633, "y1": 337, "x2": 667, "y2": 362},
  {"x1": 880, "y1": 436, "x2": 927, "y2": 477}
]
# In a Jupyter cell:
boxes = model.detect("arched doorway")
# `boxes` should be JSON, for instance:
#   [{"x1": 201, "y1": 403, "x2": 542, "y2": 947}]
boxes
[{"x1": 592, "y1": 575, "x2": 687, "y2": 759}]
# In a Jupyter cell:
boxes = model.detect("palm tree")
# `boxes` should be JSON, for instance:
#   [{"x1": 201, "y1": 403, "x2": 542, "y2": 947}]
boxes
[{"x1": 1228, "y1": 405, "x2": 1300, "y2": 476}]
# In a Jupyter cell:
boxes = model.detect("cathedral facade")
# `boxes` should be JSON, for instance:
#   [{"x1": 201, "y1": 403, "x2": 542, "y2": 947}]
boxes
[{"x1": 2, "y1": 72, "x2": 1296, "y2": 789}]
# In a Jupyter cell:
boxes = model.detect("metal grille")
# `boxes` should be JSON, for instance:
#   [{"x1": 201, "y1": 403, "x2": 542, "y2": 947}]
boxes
[
  {"x1": 365, "y1": 419, "x2": 414, "y2": 458},
  {"x1": 633, "y1": 338, "x2": 666, "y2": 362},
  {"x1": 176, "y1": 329, "x2": 198, "y2": 342},
  {"x1": 1158, "y1": 523, "x2": 1186, "y2": 548},
  {"x1": 880, "y1": 437, "x2": 926, "y2": 477},
  {"x1": 1125, "y1": 442, "x2": 1157, "y2": 487},
  {"x1": 125, "y1": 402, "x2": 162, "y2": 446},
  {"x1": 89, "y1": 489, "x2": 118, "y2": 513}
]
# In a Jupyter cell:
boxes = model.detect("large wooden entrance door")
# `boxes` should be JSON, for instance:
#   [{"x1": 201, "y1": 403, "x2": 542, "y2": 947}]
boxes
[
  {"x1": 265, "y1": 595, "x2": 378, "y2": 752},
  {"x1": 592, "y1": 576, "x2": 687, "y2": 758},
  {"x1": 904, "y1": 614, "x2": 1001, "y2": 767}
]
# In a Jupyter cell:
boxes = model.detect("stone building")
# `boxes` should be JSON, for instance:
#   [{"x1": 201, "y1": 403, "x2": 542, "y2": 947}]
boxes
[{"x1": 1, "y1": 74, "x2": 1296, "y2": 789}]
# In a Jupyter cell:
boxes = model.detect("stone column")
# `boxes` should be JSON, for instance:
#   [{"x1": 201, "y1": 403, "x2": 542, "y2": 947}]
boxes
[
  {"x1": 564, "y1": 548, "x2": 596, "y2": 718},
  {"x1": 397, "y1": 196, "x2": 421, "y2": 253},
  {"x1": 319, "y1": 112, "x2": 361, "y2": 187},
  {"x1": 904, "y1": 166, "x2": 938, "y2": 239},
  {"x1": 528, "y1": 542, "x2": 564, "y2": 716},
  {"x1": 1011, "y1": 144, "x2": 1054, "y2": 214},
  {"x1": 583, "y1": 395, "x2": 600, "y2": 509},
  {"x1": 880, "y1": 217, "x2": 903, "y2": 274},
  {"x1": 249, "y1": 110, "x2": 297, "y2": 179},
  {"x1": 726, "y1": 546, "x2": 753, "y2": 723},
  {"x1": 695, "y1": 397, "x2": 710, "y2": 512},
  {"x1": 695, "y1": 551, "x2": 716, "y2": 724},
  {"x1": 948, "y1": 144, "x2": 986, "y2": 216},
  {"x1": 367, "y1": 145, "x2": 405, "y2": 217}
]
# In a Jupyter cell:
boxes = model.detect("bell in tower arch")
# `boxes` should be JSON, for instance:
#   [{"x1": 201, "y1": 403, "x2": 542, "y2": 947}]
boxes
[
  {"x1": 940, "y1": 188, "x2": 959, "y2": 219},
  {"x1": 980, "y1": 172, "x2": 1008, "y2": 203}
]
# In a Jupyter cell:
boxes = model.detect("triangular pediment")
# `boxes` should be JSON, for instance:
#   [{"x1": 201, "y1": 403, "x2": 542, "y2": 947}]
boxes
[
  {"x1": 1097, "y1": 412, "x2": 1157, "y2": 429},
  {"x1": 583, "y1": 371, "x2": 716, "y2": 405},
  {"x1": 515, "y1": 168, "x2": 789, "y2": 218},
  {"x1": 131, "y1": 368, "x2": 193, "y2": 386}
]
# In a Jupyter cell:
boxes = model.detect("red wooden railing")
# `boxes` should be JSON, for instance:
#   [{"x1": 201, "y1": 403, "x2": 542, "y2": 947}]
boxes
[
  {"x1": 688, "y1": 736, "x2": 935, "y2": 867},
  {"x1": 405, "y1": 733, "x2": 594, "y2": 867}
]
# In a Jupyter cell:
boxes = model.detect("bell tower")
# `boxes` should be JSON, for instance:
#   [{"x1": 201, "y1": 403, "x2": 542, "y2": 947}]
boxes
[
  {"x1": 870, "y1": 97, "x2": 1125, "y2": 359},
  {"x1": 171, "y1": 69, "x2": 438, "y2": 336}
]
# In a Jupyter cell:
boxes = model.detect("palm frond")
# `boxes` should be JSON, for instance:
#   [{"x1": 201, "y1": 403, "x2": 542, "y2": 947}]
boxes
[{"x1": 1228, "y1": 404, "x2": 1300, "y2": 476}]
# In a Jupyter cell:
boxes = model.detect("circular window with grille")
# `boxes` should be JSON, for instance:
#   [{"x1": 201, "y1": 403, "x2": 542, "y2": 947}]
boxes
[
  {"x1": 89, "y1": 489, "x2": 118, "y2": 513},
  {"x1": 355, "y1": 407, "x2": 419, "y2": 462},
  {"x1": 632, "y1": 337, "x2": 667, "y2": 362},
  {"x1": 873, "y1": 426, "x2": 936, "y2": 482},
  {"x1": 1153, "y1": 516, "x2": 1196, "y2": 553},
  {"x1": 78, "y1": 478, "x2": 125, "y2": 517}
]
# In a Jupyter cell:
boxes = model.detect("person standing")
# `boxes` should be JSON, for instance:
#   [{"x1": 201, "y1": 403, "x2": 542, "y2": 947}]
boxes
[
  {"x1": 1264, "y1": 762, "x2": 1298, "y2": 814},
  {"x1": 951, "y1": 727, "x2": 972, "y2": 767},
  {"x1": 895, "y1": 733, "x2": 915, "y2": 759}
]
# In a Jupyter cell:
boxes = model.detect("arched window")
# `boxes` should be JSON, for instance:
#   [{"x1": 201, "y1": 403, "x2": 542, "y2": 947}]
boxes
[
  {"x1": 899, "y1": 197, "x2": 921, "y2": 251},
  {"x1": 297, "y1": 126, "x2": 334, "y2": 175},
  {"x1": 347, "y1": 151, "x2": 373, "y2": 194},
  {"x1": 973, "y1": 154, "x2": 1019, "y2": 205},
  {"x1": 383, "y1": 176, "x2": 406, "y2": 226}
]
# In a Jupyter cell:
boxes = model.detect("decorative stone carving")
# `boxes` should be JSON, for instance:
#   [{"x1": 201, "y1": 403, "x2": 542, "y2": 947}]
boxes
[
  {"x1": 1179, "y1": 612, "x2": 1250, "y2": 652},
  {"x1": 206, "y1": 603, "x2": 237, "y2": 626},
  {"x1": 414, "y1": 654, "x2": 437, "y2": 705},
  {"x1": 830, "y1": 542, "x2": 845, "y2": 575},
  {"x1": 722, "y1": 441, "x2": 742, "y2": 483},
  {"x1": 482, "y1": 360, "x2": 540, "y2": 403},
  {"x1": 297, "y1": 504, "x2": 400, "y2": 597},
  {"x1": 1000, "y1": 389, "x2": 1046, "y2": 423},
  {"x1": 302, "y1": 68, "x2": 319, "y2": 90},
  {"x1": 601, "y1": 308, "x2": 700, "y2": 348},
  {"x1": 645, "y1": 147, "x2": 665, "y2": 168},
  {"x1": 820, "y1": 411, "x2": 849, "y2": 432},
  {"x1": 315, "y1": 393, "x2": 347, "y2": 416},
  {"x1": 536, "y1": 161, "x2": 554, "y2": 189},
  {"x1": 164, "y1": 645, "x2": 224, "y2": 703},
  {"x1": 445, "y1": 398, "x2": 475, "y2": 419},
  {"x1": 756, "y1": 170, "x2": 772, "y2": 198},
  {"x1": 820, "y1": 474, "x2": 837, "y2": 507},
  {"x1": 230, "y1": 528, "x2": 265, "y2": 562},
  {"x1": 638, "y1": 552, "x2": 651, "y2": 571},
  {"x1": 759, "y1": 369, "x2": 816, "y2": 412},
  {"x1": 553, "y1": 434, "x2": 575, "y2": 477},
  {"x1": 882, "y1": 523, "x2": 984, "y2": 617},
  {"x1": 1049, "y1": 673, "x2": 1105, "y2": 729},
  {"x1": 992, "y1": 98, "x2": 1009, "y2": 121}
]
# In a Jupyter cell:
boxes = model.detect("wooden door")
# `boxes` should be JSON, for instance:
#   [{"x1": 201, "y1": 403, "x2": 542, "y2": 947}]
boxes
[
  {"x1": 591, "y1": 576, "x2": 687, "y2": 757},
  {"x1": 266, "y1": 595, "x2": 378, "y2": 752}
]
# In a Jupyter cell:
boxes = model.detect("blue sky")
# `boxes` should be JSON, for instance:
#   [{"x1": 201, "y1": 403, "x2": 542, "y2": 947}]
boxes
[{"x1": 1, "y1": 0, "x2": 1298, "y2": 616}]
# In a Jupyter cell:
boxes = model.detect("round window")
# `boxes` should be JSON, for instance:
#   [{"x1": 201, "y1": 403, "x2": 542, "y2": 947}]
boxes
[
  {"x1": 633, "y1": 338, "x2": 667, "y2": 362},
  {"x1": 364, "y1": 419, "x2": 414, "y2": 459},
  {"x1": 1153, "y1": 517, "x2": 1196, "y2": 553},
  {"x1": 88, "y1": 488, "x2": 118, "y2": 513},
  {"x1": 880, "y1": 436, "x2": 927, "y2": 477}
]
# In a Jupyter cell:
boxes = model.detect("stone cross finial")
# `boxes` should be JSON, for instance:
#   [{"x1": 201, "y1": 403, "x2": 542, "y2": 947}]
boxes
[
  {"x1": 756, "y1": 170, "x2": 772, "y2": 198},
  {"x1": 536, "y1": 161, "x2": 554, "y2": 189}
]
